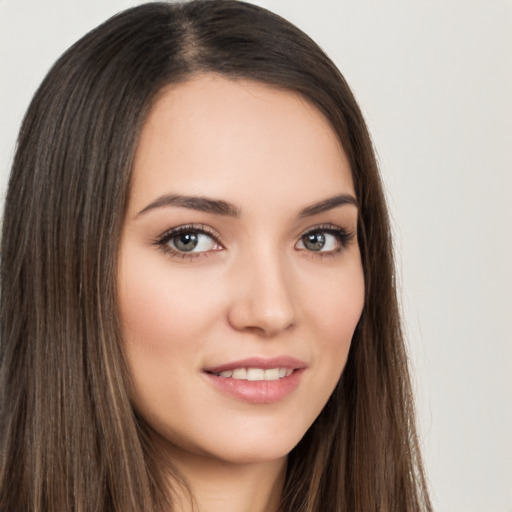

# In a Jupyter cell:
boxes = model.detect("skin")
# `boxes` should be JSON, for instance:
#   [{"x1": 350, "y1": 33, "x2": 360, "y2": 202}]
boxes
[{"x1": 117, "y1": 74, "x2": 365, "y2": 512}]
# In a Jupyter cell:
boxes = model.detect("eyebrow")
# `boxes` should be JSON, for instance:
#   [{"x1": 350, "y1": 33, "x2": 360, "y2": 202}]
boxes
[
  {"x1": 137, "y1": 194, "x2": 241, "y2": 217},
  {"x1": 298, "y1": 194, "x2": 358, "y2": 217},
  {"x1": 137, "y1": 193, "x2": 358, "y2": 218}
]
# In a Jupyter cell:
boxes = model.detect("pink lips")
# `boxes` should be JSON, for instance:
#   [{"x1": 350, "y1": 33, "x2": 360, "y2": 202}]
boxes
[{"x1": 203, "y1": 356, "x2": 306, "y2": 404}]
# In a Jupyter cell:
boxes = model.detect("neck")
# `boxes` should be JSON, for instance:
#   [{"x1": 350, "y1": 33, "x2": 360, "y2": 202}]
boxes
[{"x1": 160, "y1": 444, "x2": 287, "y2": 512}]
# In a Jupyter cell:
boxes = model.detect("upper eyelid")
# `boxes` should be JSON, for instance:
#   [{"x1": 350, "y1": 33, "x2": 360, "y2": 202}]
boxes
[
  {"x1": 298, "y1": 224, "x2": 357, "y2": 246},
  {"x1": 156, "y1": 224, "x2": 222, "y2": 244},
  {"x1": 297, "y1": 223, "x2": 351, "y2": 237},
  {"x1": 298, "y1": 226, "x2": 354, "y2": 240}
]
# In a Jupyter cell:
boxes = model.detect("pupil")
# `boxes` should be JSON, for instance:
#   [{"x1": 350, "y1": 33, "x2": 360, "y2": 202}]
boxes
[
  {"x1": 304, "y1": 232, "x2": 325, "y2": 251},
  {"x1": 174, "y1": 232, "x2": 198, "y2": 251}
]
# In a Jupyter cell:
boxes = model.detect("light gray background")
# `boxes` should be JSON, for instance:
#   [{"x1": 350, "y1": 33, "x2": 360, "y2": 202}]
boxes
[{"x1": 1, "y1": 1, "x2": 511, "y2": 511}]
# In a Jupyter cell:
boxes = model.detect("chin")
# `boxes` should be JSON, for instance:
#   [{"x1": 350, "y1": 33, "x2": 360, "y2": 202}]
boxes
[
  {"x1": 208, "y1": 436, "x2": 301, "y2": 466},
  {"x1": 149, "y1": 417, "x2": 310, "y2": 468}
]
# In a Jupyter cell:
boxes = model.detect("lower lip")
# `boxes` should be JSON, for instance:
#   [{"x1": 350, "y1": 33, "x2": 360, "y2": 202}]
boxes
[{"x1": 204, "y1": 369, "x2": 305, "y2": 404}]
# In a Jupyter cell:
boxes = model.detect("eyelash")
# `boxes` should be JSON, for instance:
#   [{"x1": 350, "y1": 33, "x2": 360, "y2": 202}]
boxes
[
  {"x1": 298, "y1": 224, "x2": 356, "y2": 258},
  {"x1": 153, "y1": 223, "x2": 356, "y2": 261},
  {"x1": 153, "y1": 224, "x2": 222, "y2": 260}
]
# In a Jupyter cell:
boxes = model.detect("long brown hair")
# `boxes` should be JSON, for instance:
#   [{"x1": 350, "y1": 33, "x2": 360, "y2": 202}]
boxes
[{"x1": 0, "y1": 2, "x2": 432, "y2": 511}]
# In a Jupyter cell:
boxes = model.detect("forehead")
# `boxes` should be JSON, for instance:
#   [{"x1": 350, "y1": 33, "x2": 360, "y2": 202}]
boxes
[{"x1": 130, "y1": 74, "x2": 354, "y2": 214}]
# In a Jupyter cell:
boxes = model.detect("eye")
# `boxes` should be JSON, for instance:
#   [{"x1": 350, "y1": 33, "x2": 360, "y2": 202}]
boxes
[
  {"x1": 155, "y1": 225, "x2": 223, "y2": 257},
  {"x1": 169, "y1": 231, "x2": 218, "y2": 253},
  {"x1": 296, "y1": 226, "x2": 354, "y2": 254},
  {"x1": 297, "y1": 231, "x2": 338, "y2": 252}
]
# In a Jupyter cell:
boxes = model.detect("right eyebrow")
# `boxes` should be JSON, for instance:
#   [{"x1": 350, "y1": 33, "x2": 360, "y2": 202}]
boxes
[
  {"x1": 298, "y1": 193, "x2": 358, "y2": 218},
  {"x1": 137, "y1": 194, "x2": 241, "y2": 218}
]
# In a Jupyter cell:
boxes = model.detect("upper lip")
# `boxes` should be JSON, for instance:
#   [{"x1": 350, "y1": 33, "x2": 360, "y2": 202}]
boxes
[{"x1": 203, "y1": 356, "x2": 307, "y2": 374}]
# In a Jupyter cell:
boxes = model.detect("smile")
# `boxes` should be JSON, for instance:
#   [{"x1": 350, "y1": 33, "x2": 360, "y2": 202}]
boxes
[
  {"x1": 203, "y1": 357, "x2": 306, "y2": 404},
  {"x1": 210, "y1": 368, "x2": 294, "y2": 381}
]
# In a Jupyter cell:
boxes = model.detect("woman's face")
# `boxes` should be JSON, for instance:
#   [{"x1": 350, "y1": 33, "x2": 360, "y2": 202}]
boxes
[{"x1": 117, "y1": 74, "x2": 364, "y2": 467}]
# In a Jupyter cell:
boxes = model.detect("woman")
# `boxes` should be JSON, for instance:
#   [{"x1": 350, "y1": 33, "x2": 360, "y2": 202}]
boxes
[{"x1": 0, "y1": 1, "x2": 432, "y2": 511}]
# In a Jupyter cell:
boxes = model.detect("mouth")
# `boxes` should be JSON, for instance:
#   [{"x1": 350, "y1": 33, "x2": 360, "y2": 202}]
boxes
[
  {"x1": 206, "y1": 367, "x2": 294, "y2": 381},
  {"x1": 203, "y1": 357, "x2": 306, "y2": 404}
]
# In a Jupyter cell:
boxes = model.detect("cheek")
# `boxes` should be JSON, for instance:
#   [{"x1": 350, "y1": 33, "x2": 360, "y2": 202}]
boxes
[
  {"x1": 305, "y1": 259, "x2": 365, "y2": 380},
  {"x1": 119, "y1": 275, "x2": 183, "y2": 363},
  {"x1": 117, "y1": 252, "x2": 219, "y2": 357},
  {"x1": 306, "y1": 256, "x2": 365, "y2": 338},
  {"x1": 116, "y1": 250, "x2": 222, "y2": 424}
]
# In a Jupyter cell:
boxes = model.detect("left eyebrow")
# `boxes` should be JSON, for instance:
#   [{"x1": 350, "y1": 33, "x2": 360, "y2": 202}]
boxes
[
  {"x1": 298, "y1": 194, "x2": 358, "y2": 218},
  {"x1": 136, "y1": 194, "x2": 241, "y2": 218}
]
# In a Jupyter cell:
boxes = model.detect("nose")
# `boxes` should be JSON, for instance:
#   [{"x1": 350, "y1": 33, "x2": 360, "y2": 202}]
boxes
[{"x1": 227, "y1": 250, "x2": 296, "y2": 337}]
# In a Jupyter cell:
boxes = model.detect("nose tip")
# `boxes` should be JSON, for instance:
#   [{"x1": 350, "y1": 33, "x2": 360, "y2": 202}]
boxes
[
  {"x1": 229, "y1": 301, "x2": 295, "y2": 337},
  {"x1": 227, "y1": 259, "x2": 296, "y2": 337}
]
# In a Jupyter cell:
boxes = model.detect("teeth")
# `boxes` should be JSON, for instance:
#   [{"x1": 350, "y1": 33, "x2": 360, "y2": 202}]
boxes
[
  {"x1": 232, "y1": 368, "x2": 247, "y2": 379},
  {"x1": 247, "y1": 368, "x2": 265, "y2": 381},
  {"x1": 215, "y1": 367, "x2": 294, "y2": 381},
  {"x1": 264, "y1": 368, "x2": 280, "y2": 381}
]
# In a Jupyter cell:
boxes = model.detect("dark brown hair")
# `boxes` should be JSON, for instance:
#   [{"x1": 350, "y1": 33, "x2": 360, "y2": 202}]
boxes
[{"x1": 0, "y1": 1, "x2": 431, "y2": 511}]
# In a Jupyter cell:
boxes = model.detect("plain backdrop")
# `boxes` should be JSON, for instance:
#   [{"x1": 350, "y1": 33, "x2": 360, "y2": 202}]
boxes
[{"x1": 1, "y1": 1, "x2": 511, "y2": 511}]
